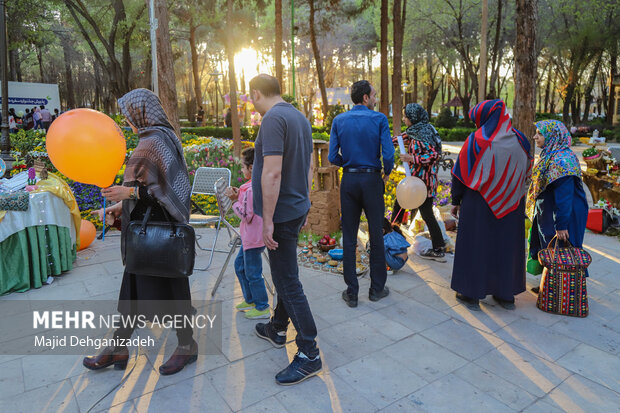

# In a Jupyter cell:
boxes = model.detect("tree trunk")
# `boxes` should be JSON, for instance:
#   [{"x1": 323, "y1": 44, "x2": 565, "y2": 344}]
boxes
[
  {"x1": 404, "y1": 65, "x2": 410, "y2": 105},
  {"x1": 94, "y1": 60, "x2": 101, "y2": 110},
  {"x1": 572, "y1": 91, "x2": 581, "y2": 125},
  {"x1": 425, "y1": 51, "x2": 433, "y2": 115},
  {"x1": 61, "y1": 33, "x2": 76, "y2": 109},
  {"x1": 380, "y1": 0, "x2": 389, "y2": 116},
  {"x1": 479, "y1": 0, "x2": 489, "y2": 102},
  {"x1": 309, "y1": 0, "x2": 329, "y2": 121},
  {"x1": 8, "y1": 49, "x2": 18, "y2": 82},
  {"x1": 391, "y1": 0, "x2": 404, "y2": 136},
  {"x1": 189, "y1": 19, "x2": 203, "y2": 117},
  {"x1": 413, "y1": 57, "x2": 418, "y2": 103},
  {"x1": 186, "y1": 54, "x2": 196, "y2": 123},
  {"x1": 154, "y1": 0, "x2": 180, "y2": 136},
  {"x1": 488, "y1": 0, "x2": 503, "y2": 99},
  {"x1": 513, "y1": 0, "x2": 538, "y2": 152},
  {"x1": 275, "y1": 0, "x2": 284, "y2": 92},
  {"x1": 36, "y1": 45, "x2": 44, "y2": 82},
  {"x1": 562, "y1": 77, "x2": 576, "y2": 125},
  {"x1": 543, "y1": 63, "x2": 552, "y2": 113},
  {"x1": 458, "y1": 66, "x2": 473, "y2": 126},
  {"x1": 607, "y1": 42, "x2": 617, "y2": 123},
  {"x1": 548, "y1": 70, "x2": 555, "y2": 114},
  {"x1": 368, "y1": 50, "x2": 373, "y2": 84},
  {"x1": 227, "y1": 0, "x2": 241, "y2": 157},
  {"x1": 582, "y1": 52, "x2": 603, "y2": 123}
]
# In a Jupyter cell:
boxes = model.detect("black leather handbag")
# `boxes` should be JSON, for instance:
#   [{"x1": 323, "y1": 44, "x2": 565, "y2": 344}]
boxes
[{"x1": 124, "y1": 206, "x2": 195, "y2": 278}]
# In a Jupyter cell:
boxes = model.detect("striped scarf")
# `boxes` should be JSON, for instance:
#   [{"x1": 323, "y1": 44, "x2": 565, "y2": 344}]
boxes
[{"x1": 452, "y1": 99, "x2": 532, "y2": 219}]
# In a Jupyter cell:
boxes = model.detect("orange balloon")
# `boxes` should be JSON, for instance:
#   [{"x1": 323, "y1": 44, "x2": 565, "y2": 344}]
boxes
[
  {"x1": 47, "y1": 109, "x2": 126, "y2": 187},
  {"x1": 78, "y1": 219, "x2": 96, "y2": 251}
]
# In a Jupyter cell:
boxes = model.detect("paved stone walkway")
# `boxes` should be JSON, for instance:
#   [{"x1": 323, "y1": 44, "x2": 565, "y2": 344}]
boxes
[
  {"x1": 1, "y1": 222, "x2": 619, "y2": 412},
  {"x1": 2, "y1": 142, "x2": 619, "y2": 412}
]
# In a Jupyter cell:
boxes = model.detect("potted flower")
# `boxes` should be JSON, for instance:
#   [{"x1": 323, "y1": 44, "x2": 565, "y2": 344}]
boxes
[{"x1": 582, "y1": 147, "x2": 600, "y2": 160}]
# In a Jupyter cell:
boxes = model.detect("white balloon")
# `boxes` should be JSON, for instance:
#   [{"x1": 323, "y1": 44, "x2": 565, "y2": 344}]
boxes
[{"x1": 396, "y1": 176, "x2": 427, "y2": 209}]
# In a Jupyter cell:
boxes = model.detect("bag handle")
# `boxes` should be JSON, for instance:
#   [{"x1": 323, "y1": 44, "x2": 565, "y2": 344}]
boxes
[
  {"x1": 139, "y1": 206, "x2": 153, "y2": 234},
  {"x1": 548, "y1": 234, "x2": 580, "y2": 271},
  {"x1": 139, "y1": 205, "x2": 176, "y2": 237},
  {"x1": 546, "y1": 234, "x2": 574, "y2": 250}
]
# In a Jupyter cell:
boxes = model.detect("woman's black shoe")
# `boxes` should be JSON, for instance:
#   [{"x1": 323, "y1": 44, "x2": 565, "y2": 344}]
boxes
[
  {"x1": 492, "y1": 295, "x2": 516, "y2": 310},
  {"x1": 342, "y1": 290, "x2": 358, "y2": 307},
  {"x1": 369, "y1": 286, "x2": 390, "y2": 302},
  {"x1": 531, "y1": 286, "x2": 540, "y2": 294},
  {"x1": 455, "y1": 293, "x2": 481, "y2": 311}
]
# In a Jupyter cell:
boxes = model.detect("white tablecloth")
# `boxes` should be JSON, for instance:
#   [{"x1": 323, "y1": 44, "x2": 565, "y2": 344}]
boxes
[{"x1": 0, "y1": 192, "x2": 76, "y2": 244}]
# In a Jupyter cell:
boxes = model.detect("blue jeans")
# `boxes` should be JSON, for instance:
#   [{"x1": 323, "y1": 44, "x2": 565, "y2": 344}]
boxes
[
  {"x1": 385, "y1": 252, "x2": 407, "y2": 271},
  {"x1": 234, "y1": 245, "x2": 269, "y2": 311},
  {"x1": 269, "y1": 214, "x2": 319, "y2": 358}
]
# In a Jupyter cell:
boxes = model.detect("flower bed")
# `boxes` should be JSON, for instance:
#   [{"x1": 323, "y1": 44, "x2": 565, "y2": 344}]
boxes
[{"x1": 10, "y1": 128, "x2": 456, "y2": 231}]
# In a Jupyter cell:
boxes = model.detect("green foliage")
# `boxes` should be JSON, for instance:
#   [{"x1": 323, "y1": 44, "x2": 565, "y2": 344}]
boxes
[
  {"x1": 435, "y1": 108, "x2": 458, "y2": 128},
  {"x1": 183, "y1": 138, "x2": 250, "y2": 186},
  {"x1": 110, "y1": 113, "x2": 125, "y2": 126},
  {"x1": 324, "y1": 105, "x2": 346, "y2": 132},
  {"x1": 436, "y1": 127, "x2": 475, "y2": 141},
  {"x1": 180, "y1": 126, "x2": 260, "y2": 141},
  {"x1": 535, "y1": 113, "x2": 563, "y2": 122},
  {"x1": 312, "y1": 132, "x2": 330, "y2": 141},
  {"x1": 588, "y1": 117, "x2": 608, "y2": 126},
  {"x1": 582, "y1": 147, "x2": 599, "y2": 158},
  {"x1": 602, "y1": 128, "x2": 620, "y2": 143},
  {"x1": 10, "y1": 129, "x2": 46, "y2": 157},
  {"x1": 282, "y1": 94, "x2": 300, "y2": 109},
  {"x1": 191, "y1": 194, "x2": 241, "y2": 227}
]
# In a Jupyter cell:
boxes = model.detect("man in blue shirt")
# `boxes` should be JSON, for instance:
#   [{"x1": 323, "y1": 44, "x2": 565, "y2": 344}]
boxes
[{"x1": 328, "y1": 80, "x2": 395, "y2": 308}]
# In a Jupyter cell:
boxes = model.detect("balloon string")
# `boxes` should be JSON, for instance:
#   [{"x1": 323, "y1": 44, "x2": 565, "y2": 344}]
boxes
[
  {"x1": 102, "y1": 196, "x2": 106, "y2": 241},
  {"x1": 396, "y1": 135, "x2": 411, "y2": 177}
]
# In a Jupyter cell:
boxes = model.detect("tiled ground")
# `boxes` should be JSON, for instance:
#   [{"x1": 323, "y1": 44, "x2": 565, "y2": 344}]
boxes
[
  {"x1": 1, "y1": 142, "x2": 619, "y2": 412},
  {"x1": 1, "y1": 223, "x2": 619, "y2": 413}
]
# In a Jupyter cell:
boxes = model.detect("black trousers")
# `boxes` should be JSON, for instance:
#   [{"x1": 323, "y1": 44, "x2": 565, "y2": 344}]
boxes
[
  {"x1": 341, "y1": 171, "x2": 387, "y2": 296},
  {"x1": 269, "y1": 214, "x2": 319, "y2": 358},
  {"x1": 393, "y1": 196, "x2": 445, "y2": 250}
]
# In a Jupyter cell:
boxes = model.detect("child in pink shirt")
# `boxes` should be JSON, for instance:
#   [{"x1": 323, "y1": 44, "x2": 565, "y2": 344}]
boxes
[{"x1": 225, "y1": 148, "x2": 270, "y2": 319}]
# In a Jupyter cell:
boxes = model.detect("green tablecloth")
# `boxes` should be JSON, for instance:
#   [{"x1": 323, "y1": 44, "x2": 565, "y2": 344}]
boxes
[{"x1": 0, "y1": 224, "x2": 76, "y2": 295}]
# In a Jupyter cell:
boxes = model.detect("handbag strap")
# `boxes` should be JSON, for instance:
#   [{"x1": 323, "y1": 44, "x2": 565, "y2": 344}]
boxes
[
  {"x1": 139, "y1": 206, "x2": 153, "y2": 234},
  {"x1": 139, "y1": 205, "x2": 176, "y2": 237},
  {"x1": 548, "y1": 234, "x2": 583, "y2": 270}
]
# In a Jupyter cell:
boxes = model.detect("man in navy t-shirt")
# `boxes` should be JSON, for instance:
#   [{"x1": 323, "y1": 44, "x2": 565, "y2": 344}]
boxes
[
  {"x1": 250, "y1": 74, "x2": 321, "y2": 386},
  {"x1": 329, "y1": 80, "x2": 394, "y2": 308}
]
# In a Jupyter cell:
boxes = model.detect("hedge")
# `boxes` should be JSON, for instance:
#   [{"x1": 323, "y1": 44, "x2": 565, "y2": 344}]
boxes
[
  {"x1": 436, "y1": 127, "x2": 475, "y2": 141},
  {"x1": 179, "y1": 124, "x2": 474, "y2": 142},
  {"x1": 180, "y1": 125, "x2": 260, "y2": 140}
]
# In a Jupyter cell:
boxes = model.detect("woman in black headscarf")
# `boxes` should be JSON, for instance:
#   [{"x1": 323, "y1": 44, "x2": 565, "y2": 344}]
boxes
[
  {"x1": 83, "y1": 89, "x2": 196, "y2": 376},
  {"x1": 392, "y1": 103, "x2": 446, "y2": 262}
]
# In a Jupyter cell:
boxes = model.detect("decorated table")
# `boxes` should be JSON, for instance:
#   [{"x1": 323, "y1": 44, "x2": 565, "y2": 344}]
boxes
[
  {"x1": 0, "y1": 173, "x2": 81, "y2": 295},
  {"x1": 581, "y1": 145, "x2": 620, "y2": 208}
]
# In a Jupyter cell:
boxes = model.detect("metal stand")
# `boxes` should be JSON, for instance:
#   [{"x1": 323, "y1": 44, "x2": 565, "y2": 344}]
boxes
[{"x1": 210, "y1": 235, "x2": 275, "y2": 297}]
